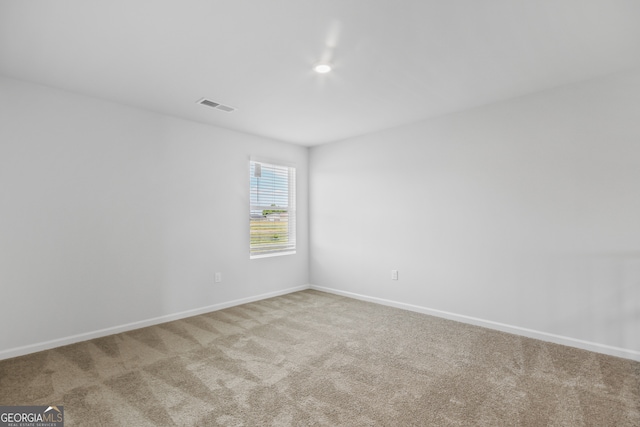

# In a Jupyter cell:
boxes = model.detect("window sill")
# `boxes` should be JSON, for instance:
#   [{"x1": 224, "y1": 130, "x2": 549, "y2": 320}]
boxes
[{"x1": 250, "y1": 251, "x2": 296, "y2": 260}]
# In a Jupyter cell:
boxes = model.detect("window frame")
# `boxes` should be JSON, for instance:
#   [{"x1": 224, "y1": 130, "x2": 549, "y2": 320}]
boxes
[{"x1": 249, "y1": 158, "x2": 296, "y2": 259}]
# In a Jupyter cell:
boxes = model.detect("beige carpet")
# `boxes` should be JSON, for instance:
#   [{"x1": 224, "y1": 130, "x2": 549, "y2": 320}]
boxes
[{"x1": 1, "y1": 290, "x2": 638, "y2": 426}]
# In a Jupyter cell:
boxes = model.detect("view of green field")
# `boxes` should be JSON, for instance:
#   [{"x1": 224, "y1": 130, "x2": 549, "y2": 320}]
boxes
[{"x1": 250, "y1": 219, "x2": 290, "y2": 254}]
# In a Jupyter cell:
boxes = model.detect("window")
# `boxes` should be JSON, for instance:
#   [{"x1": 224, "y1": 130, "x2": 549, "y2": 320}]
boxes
[{"x1": 249, "y1": 159, "x2": 296, "y2": 258}]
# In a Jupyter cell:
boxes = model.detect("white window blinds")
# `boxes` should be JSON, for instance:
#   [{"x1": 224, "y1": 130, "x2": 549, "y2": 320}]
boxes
[{"x1": 249, "y1": 160, "x2": 296, "y2": 258}]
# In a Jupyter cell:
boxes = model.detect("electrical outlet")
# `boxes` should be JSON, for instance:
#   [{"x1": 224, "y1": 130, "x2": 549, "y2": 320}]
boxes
[
  {"x1": 391, "y1": 270, "x2": 398, "y2": 280},
  {"x1": 215, "y1": 272, "x2": 222, "y2": 283}
]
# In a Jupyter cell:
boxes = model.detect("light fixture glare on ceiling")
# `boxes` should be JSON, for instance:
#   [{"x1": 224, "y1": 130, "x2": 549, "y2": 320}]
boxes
[{"x1": 314, "y1": 63, "x2": 332, "y2": 74}]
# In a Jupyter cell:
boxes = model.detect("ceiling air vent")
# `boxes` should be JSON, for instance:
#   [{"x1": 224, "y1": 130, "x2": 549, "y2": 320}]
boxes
[{"x1": 197, "y1": 98, "x2": 237, "y2": 113}]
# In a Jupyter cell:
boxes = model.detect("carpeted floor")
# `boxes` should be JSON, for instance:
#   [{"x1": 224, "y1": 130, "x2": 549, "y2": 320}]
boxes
[{"x1": 1, "y1": 290, "x2": 638, "y2": 426}]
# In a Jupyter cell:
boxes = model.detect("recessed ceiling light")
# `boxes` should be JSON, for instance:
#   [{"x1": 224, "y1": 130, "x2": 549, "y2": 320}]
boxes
[{"x1": 314, "y1": 63, "x2": 332, "y2": 74}]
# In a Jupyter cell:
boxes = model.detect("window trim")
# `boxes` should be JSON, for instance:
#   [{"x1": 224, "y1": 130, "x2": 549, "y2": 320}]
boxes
[{"x1": 249, "y1": 157, "x2": 296, "y2": 259}]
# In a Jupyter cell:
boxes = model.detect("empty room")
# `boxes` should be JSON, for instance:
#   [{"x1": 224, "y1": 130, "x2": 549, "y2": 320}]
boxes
[{"x1": 1, "y1": 1, "x2": 639, "y2": 425}]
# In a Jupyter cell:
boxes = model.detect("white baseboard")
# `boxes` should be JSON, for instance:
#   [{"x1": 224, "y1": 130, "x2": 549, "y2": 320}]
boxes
[
  {"x1": 0, "y1": 284, "x2": 310, "y2": 361},
  {"x1": 310, "y1": 284, "x2": 640, "y2": 362},
  {"x1": 4, "y1": 284, "x2": 638, "y2": 362}
]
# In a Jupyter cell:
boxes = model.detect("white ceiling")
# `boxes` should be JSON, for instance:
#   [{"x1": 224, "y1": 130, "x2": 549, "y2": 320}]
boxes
[{"x1": 1, "y1": 1, "x2": 640, "y2": 146}]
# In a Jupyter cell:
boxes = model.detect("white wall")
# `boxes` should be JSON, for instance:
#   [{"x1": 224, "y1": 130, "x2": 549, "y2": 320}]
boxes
[
  {"x1": 3, "y1": 68, "x2": 639, "y2": 360},
  {"x1": 0, "y1": 76, "x2": 308, "y2": 357},
  {"x1": 310, "y1": 70, "x2": 640, "y2": 357}
]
